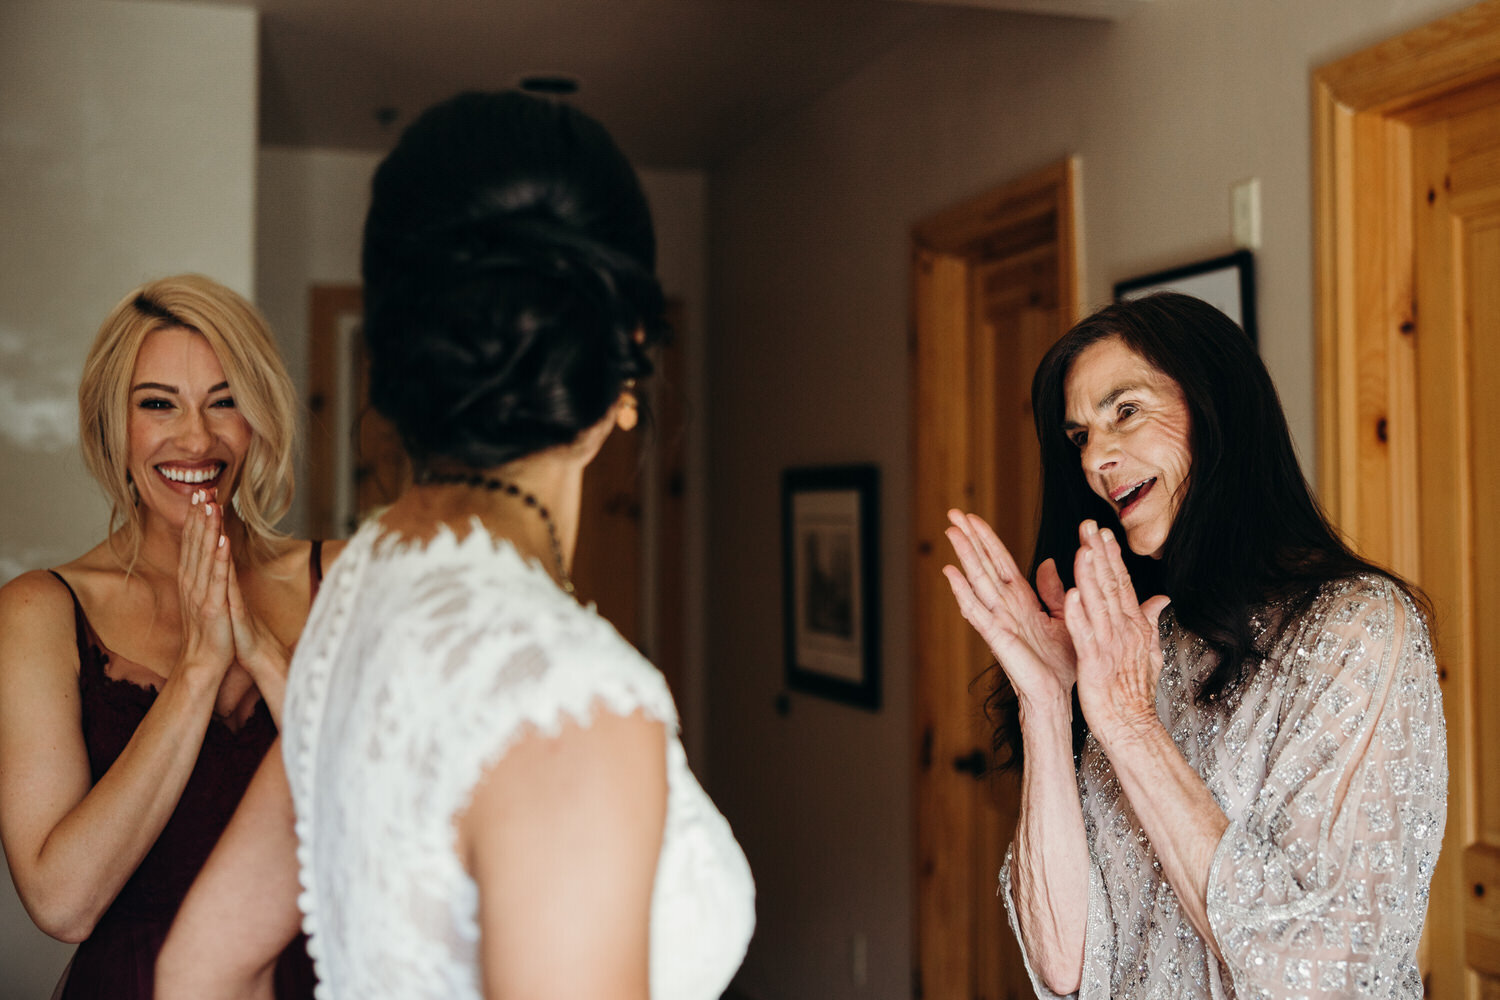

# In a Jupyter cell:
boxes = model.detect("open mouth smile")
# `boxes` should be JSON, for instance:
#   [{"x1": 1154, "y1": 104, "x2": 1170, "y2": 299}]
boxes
[
  {"x1": 1110, "y1": 477, "x2": 1156, "y2": 517},
  {"x1": 156, "y1": 462, "x2": 227, "y2": 487}
]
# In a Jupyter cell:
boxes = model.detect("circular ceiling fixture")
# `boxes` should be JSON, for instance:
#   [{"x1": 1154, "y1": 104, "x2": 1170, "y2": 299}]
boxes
[{"x1": 518, "y1": 74, "x2": 580, "y2": 96}]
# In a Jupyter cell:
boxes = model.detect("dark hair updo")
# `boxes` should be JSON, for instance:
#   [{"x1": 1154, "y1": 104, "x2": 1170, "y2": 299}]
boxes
[{"x1": 361, "y1": 90, "x2": 667, "y2": 470}]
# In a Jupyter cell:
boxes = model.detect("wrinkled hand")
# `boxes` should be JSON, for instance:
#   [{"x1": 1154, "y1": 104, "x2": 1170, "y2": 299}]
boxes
[
  {"x1": 942, "y1": 509, "x2": 1077, "y2": 704},
  {"x1": 177, "y1": 489, "x2": 235, "y2": 678},
  {"x1": 1064, "y1": 521, "x2": 1172, "y2": 746}
]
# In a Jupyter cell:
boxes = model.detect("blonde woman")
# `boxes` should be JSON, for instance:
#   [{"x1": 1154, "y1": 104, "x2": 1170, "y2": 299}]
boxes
[{"x1": 0, "y1": 275, "x2": 337, "y2": 998}]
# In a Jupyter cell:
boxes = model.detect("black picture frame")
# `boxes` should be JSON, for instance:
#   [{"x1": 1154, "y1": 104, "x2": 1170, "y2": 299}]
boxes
[
  {"x1": 781, "y1": 465, "x2": 881, "y2": 711},
  {"x1": 1113, "y1": 249, "x2": 1258, "y2": 345}
]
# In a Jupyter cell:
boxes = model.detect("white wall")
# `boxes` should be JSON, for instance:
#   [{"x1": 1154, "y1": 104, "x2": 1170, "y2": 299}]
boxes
[
  {"x1": 0, "y1": 0, "x2": 258, "y2": 991},
  {"x1": 703, "y1": 2, "x2": 1475, "y2": 999}
]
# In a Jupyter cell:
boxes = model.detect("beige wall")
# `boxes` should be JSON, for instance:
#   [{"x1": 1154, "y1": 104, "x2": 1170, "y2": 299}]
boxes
[
  {"x1": 0, "y1": 0, "x2": 257, "y2": 990},
  {"x1": 703, "y1": 2, "x2": 1475, "y2": 998}
]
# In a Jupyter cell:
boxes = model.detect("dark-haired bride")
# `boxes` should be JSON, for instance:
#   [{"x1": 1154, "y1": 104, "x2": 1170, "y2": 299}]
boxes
[{"x1": 157, "y1": 90, "x2": 754, "y2": 1000}]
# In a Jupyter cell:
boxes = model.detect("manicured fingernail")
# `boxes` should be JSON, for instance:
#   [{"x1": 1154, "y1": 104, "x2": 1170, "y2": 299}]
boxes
[
  {"x1": 1084, "y1": 520, "x2": 1097, "y2": 536},
  {"x1": 218, "y1": 534, "x2": 226, "y2": 548},
  {"x1": 1100, "y1": 528, "x2": 1114, "y2": 543},
  {"x1": 191, "y1": 490, "x2": 200, "y2": 505}
]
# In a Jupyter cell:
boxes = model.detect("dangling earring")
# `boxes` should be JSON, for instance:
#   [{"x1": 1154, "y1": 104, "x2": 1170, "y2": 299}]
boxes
[{"x1": 617, "y1": 379, "x2": 639, "y2": 432}]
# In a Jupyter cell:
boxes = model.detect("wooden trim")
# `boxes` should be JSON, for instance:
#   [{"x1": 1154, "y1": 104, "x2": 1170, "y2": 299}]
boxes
[
  {"x1": 1313, "y1": 7, "x2": 1500, "y2": 994},
  {"x1": 911, "y1": 158, "x2": 1078, "y2": 1000},
  {"x1": 1055, "y1": 156, "x2": 1081, "y2": 327},
  {"x1": 1308, "y1": 11, "x2": 1500, "y2": 570},
  {"x1": 914, "y1": 158, "x2": 1076, "y2": 257},
  {"x1": 911, "y1": 245, "x2": 978, "y2": 1000},
  {"x1": 306, "y1": 284, "x2": 363, "y2": 540},
  {"x1": 1315, "y1": 0, "x2": 1500, "y2": 116}
]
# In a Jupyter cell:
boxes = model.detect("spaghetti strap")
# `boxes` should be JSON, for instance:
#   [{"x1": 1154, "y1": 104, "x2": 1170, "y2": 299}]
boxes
[
  {"x1": 47, "y1": 568, "x2": 82, "y2": 608},
  {"x1": 45, "y1": 569, "x2": 102, "y2": 665},
  {"x1": 309, "y1": 540, "x2": 325, "y2": 602}
]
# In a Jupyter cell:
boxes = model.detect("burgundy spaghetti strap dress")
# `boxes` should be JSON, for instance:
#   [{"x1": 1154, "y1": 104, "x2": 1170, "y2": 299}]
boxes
[{"x1": 44, "y1": 543, "x2": 321, "y2": 999}]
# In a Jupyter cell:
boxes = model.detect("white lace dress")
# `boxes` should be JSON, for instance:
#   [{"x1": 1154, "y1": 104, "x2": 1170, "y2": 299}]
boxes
[
  {"x1": 281, "y1": 520, "x2": 755, "y2": 1000},
  {"x1": 1001, "y1": 575, "x2": 1447, "y2": 999}
]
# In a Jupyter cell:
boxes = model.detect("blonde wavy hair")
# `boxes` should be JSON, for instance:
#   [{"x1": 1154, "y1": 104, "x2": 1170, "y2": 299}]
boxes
[{"x1": 79, "y1": 274, "x2": 297, "y2": 566}]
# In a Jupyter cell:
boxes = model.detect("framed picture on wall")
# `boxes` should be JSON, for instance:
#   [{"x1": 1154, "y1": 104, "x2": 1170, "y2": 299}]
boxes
[
  {"x1": 781, "y1": 465, "x2": 881, "y2": 711},
  {"x1": 1114, "y1": 249, "x2": 1258, "y2": 344}
]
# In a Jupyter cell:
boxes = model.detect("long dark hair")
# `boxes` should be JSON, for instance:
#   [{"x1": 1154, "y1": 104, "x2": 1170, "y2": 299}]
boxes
[
  {"x1": 361, "y1": 90, "x2": 667, "y2": 470},
  {"x1": 988, "y1": 292, "x2": 1421, "y2": 767}
]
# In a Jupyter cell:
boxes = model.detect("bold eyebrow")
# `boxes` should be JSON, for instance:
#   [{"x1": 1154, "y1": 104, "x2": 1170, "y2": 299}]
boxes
[
  {"x1": 1062, "y1": 383, "x2": 1143, "y2": 430},
  {"x1": 130, "y1": 381, "x2": 230, "y2": 395}
]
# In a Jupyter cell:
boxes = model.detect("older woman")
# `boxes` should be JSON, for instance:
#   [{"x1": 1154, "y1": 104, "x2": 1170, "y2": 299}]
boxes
[
  {"x1": 157, "y1": 91, "x2": 754, "y2": 1000},
  {"x1": 0, "y1": 275, "x2": 333, "y2": 998},
  {"x1": 945, "y1": 293, "x2": 1445, "y2": 999}
]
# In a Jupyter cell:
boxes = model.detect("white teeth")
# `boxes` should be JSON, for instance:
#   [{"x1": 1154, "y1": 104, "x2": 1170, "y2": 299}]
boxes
[
  {"x1": 159, "y1": 465, "x2": 222, "y2": 484},
  {"x1": 1115, "y1": 478, "x2": 1154, "y2": 508}
]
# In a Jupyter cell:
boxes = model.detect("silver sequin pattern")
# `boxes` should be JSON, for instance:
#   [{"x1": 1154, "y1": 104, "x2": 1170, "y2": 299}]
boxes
[{"x1": 1000, "y1": 575, "x2": 1447, "y2": 999}]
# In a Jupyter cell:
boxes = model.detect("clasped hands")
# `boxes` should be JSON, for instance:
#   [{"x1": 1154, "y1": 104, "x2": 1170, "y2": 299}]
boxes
[
  {"x1": 942, "y1": 510, "x2": 1171, "y2": 746},
  {"x1": 177, "y1": 489, "x2": 288, "y2": 700}
]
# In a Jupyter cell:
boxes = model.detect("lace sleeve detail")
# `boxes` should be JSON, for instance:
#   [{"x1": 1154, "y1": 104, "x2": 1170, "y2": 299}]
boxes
[
  {"x1": 398, "y1": 561, "x2": 680, "y2": 842},
  {"x1": 1205, "y1": 577, "x2": 1447, "y2": 998},
  {"x1": 282, "y1": 525, "x2": 687, "y2": 997}
]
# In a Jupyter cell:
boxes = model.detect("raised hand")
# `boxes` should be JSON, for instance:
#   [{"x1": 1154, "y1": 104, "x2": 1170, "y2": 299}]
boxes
[
  {"x1": 1064, "y1": 521, "x2": 1171, "y2": 743},
  {"x1": 176, "y1": 489, "x2": 235, "y2": 678},
  {"x1": 942, "y1": 509, "x2": 1077, "y2": 703},
  {"x1": 226, "y1": 562, "x2": 287, "y2": 678}
]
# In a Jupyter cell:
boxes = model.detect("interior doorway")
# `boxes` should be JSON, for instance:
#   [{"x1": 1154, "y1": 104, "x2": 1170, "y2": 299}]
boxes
[
  {"x1": 910, "y1": 159, "x2": 1078, "y2": 1000},
  {"x1": 1314, "y1": 3, "x2": 1500, "y2": 995}
]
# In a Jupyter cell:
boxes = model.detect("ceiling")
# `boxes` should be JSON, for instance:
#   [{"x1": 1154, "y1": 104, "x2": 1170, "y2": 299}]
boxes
[{"x1": 141, "y1": 0, "x2": 1147, "y2": 169}]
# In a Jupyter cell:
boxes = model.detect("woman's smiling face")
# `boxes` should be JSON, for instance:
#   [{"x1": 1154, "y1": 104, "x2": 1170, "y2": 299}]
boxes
[
  {"x1": 1062, "y1": 336, "x2": 1193, "y2": 559},
  {"x1": 126, "y1": 326, "x2": 250, "y2": 529}
]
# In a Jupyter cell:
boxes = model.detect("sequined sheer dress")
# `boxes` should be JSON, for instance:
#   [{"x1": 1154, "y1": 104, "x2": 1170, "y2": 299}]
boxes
[
  {"x1": 282, "y1": 520, "x2": 756, "y2": 1000},
  {"x1": 1000, "y1": 574, "x2": 1447, "y2": 999}
]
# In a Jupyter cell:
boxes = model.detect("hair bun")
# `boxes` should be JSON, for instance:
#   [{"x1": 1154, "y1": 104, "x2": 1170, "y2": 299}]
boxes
[{"x1": 361, "y1": 90, "x2": 667, "y2": 470}]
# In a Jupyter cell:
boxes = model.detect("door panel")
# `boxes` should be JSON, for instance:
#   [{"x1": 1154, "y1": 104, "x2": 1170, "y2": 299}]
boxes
[
  {"x1": 913, "y1": 160, "x2": 1076, "y2": 1000},
  {"x1": 1412, "y1": 95, "x2": 1500, "y2": 1000},
  {"x1": 1459, "y1": 214, "x2": 1500, "y2": 986},
  {"x1": 970, "y1": 266, "x2": 1057, "y2": 1000},
  {"x1": 1315, "y1": 10, "x2": 1500, "y2": 993}
]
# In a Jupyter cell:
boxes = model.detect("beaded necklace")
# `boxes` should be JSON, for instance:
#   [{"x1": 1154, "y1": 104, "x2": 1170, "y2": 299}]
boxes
[{"x1": 415, "y1": 470, "x2": 573, "y2": 595}]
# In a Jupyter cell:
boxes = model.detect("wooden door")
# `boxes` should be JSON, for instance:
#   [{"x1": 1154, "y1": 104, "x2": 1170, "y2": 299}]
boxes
[
  {"x1": 912, "y1": 160, "x2": 1078, "y2": 1000},
  {"x1": 1411, "y1": 94, "x2": 1500, "y2": 1000},
  {"x1": 1315, "y1": 6, "x2": 1500, "y2": 995}
]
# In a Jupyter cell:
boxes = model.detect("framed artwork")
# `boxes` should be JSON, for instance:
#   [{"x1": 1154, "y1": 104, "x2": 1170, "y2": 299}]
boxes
[
  {"x1": 1114, "y1": 249, "x2": 1258, "y2": 344},
  {"x1": 781, "y1": 465, "x2": 881, "y2": 710}
]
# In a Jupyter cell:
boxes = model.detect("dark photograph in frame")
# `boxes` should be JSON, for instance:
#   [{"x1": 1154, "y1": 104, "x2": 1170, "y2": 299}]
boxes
[
  {"x1": 1114, "y1": 249, "x2": 1258, "y2": 345},
  {"x1": 781, "y1": 465, "x2": 880, "y2": 711}
]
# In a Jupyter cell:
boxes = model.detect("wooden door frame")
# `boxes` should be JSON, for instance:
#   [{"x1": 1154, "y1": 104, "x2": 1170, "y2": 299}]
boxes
[
  {"x1": 1313, "y1": 0, "x2": 1500, "y2": 568},
  {"x1": 911, "y1": 158, "x2": 1078, "y2": 999},
  {"x1": 306, "y1": 283, "x2": 365, "y2": 539},
  {"x1": 1313, "y1": 4, "x2": 1500, "y2": 995}
]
